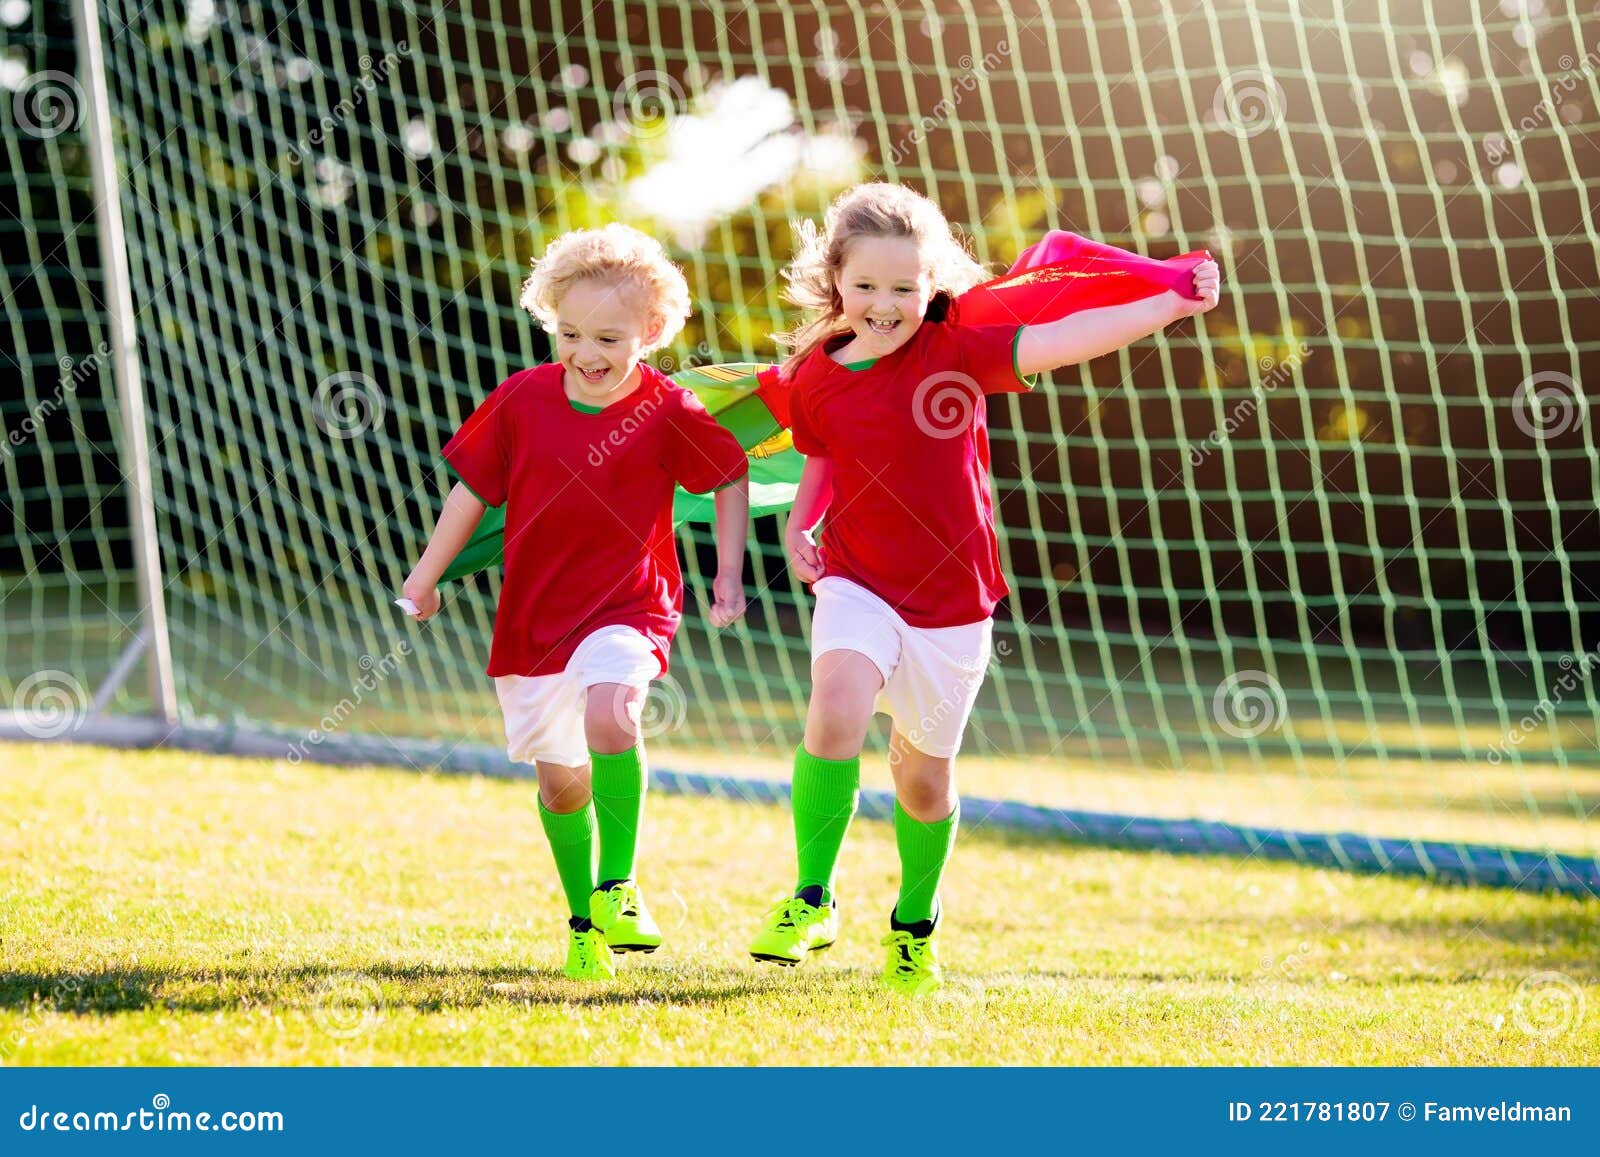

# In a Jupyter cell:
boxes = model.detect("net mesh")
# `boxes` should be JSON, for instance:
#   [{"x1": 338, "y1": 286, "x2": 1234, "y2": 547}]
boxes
[{"x1": 3, "y1": 0, "x2": 1597, "y2": 878}]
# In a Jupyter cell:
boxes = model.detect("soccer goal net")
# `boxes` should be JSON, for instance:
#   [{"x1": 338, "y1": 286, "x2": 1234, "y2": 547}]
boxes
[{"x1": 3, "y1": 0, "x2": 1596, "y2": 889}]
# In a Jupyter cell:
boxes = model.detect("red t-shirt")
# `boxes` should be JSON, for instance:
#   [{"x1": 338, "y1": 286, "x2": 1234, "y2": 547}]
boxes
[
  {"x1": 789, "y1": 320, "x2": 1032, "y2": 628},
  {"x1": 442, "y1": 363, "x2": 748, "y2": 677}
]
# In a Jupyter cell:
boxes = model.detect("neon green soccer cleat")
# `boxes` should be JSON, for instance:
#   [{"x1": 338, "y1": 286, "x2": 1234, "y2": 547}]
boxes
[
  {"x1": 880, "y1": 926, "x2": 942, "y2": 996},
  {"x1": 748, "y1": 894, "x2": 839, "y2": 966},
  {"x1": 589, "y1": 881, "x2": 662, "y2": 954},
  {"x1": 563, "y1": 925, "x2": 616, "y2": 980}
]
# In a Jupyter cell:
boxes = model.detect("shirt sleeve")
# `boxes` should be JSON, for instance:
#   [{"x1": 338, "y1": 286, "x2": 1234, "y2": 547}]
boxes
[
  {"x1": 664, "y1": 387, "x2": 750, "y2": 494},
  {"x1": 956, "y1": 322, "x2": 1037, "y2": 394},
  {"x1": 441, "y1": 376, "x2": 517, "y2": 508},
  {"x1": 789, "y1": 380, "x2": 829, "y2": 457},
  {"x1": 754, "y1": 365, "x2": 792, "y2": 429}
]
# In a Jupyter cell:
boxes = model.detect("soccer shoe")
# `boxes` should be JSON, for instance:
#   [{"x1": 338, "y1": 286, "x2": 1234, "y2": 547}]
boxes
[
  {"x1": 563, "y1": 925, "x2": 616, "y2": 980},
  {"x1": 589, "y1": 881, "x2": 662, "y2": 954},
  {"x1": 880, "y1": 918, "x2": 942, "y2": 996},
  {"x1": 748, "y1": 893, "x2": 839, "y2": 966}
]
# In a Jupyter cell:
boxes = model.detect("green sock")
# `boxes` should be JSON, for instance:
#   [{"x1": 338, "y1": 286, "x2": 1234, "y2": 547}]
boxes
[
  {"x1": 538, "y1": 799, "x2": 597, "y2": 918},
  {"x1": 590, "y1": 745, "x2": 647, "y2": 883},
  {"x1": 894, "y1": 798, "x2": 959, "y2": 924},
  {"x1": 791, "y1": 746, "x2": 860, "y2": 897}
]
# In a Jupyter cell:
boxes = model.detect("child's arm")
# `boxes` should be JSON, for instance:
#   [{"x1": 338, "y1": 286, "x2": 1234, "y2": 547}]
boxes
[
  {"x1": 708, "y1": 475, "x2": 751, "y2": 628},
  {"x1": 402, "y1": 482, "x2": 487, "y2": 620},
  {"x1": 784, "y1": 455, "x2": 835, "y2": 583},
  {"x1": 1014, "y1": 259, "x2": 1221, "y2": 378}
]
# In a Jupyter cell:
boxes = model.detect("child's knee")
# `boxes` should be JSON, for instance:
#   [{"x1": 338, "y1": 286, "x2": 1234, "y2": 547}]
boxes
[
  {"x1": 804, "y1": 696, "x2": 872, "y2": 758},
  {"x1": 584, "y1": 684, "x2": 643, "y2": 754},
  {"x1": 805, "y1": 661, "x2": 880, "y2": 756},
  {"x1": 896, "y1": 778, "x2": 956, "y2": 821},
  {"x1": 890, "y1": 746, "x2": 957, "y2": 820},
  {"x1": 536, "y1": 762, "x2": 591, "y2": 812}
]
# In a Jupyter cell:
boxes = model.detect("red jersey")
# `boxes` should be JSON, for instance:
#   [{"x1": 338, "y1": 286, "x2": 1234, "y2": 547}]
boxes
[
  {"x1": 789, "y1": 320, "x2": 1032, "y2": 628},
  {"x1": 442, "y1": 363, "x2": 748, "y2": 677}
]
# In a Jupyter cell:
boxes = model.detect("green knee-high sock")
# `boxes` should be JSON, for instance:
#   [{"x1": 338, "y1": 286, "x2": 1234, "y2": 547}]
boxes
[
  {"x1": 590, "y1": 745, "x2": 647, "y2": 883},
  {"x1": 538, "y1": 799, "x2": 597, "y2": 918},
  {"x1": 894, "y1": 799, "x2": 959, "y2": 924},
  {"x1": 792, "y1": 746, "x2": 860, "y2": 897}
]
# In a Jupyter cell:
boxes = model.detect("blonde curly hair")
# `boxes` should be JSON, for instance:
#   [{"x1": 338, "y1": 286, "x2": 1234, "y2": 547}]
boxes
[
  {"x1": 520, "y1": 223, "x2": 691, "y2": 353},
  {"x1": 776, "y1": 183, "x2": 991, "y2": 372}
]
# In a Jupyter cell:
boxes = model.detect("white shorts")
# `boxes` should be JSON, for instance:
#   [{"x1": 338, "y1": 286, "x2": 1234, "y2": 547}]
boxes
[
  {"x1": 494, "y1": 626, "x2": 663, "y2": 767},
  {"x1": 810, "y1": 577, "x2": 993, "y2": 758}
]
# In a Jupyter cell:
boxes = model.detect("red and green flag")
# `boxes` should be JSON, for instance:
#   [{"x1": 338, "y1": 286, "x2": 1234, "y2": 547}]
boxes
[
  {"x1": 955, "y1": 229, "x2": 1210, "y2": 325},
  {"x1": 440, "y1": 231, "x2": 1208, "y2": 582}
]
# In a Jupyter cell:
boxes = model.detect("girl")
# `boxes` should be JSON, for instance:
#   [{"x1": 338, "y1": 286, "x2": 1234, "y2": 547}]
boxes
[
  {"x1": 404, "y1": 224, "x2": 751, "y2": 980},
  {"x1": 747, "y1": 184, "x2": 1220, "y2": 993}
]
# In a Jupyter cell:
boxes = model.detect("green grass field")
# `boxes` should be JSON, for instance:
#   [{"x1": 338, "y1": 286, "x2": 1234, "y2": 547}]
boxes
[{"x1": 1, "y1": 742, "x2": 1595, "y2": 1065}]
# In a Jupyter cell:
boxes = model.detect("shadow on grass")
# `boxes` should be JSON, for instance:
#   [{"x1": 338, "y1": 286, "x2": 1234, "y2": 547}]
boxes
[{"x1": 0, "y1": 964, "x2": 849, "y2": 1015}]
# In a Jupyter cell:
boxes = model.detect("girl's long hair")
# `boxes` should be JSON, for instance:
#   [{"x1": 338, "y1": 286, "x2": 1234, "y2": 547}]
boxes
[{"x1": 775, "y1": 183, "x2": 991, "y2": 374}]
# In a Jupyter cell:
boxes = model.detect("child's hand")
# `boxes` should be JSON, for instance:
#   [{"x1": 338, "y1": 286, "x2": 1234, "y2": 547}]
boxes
[
  {"x1": 786, "y1": 522, "x2": 824, "y2": 584},
  {"x1": 401, "y1": 577, "x2": 442, "y2": 622},
  {"x1": 1170, "y1": 259, "x2": 1221, "y2": 318},
  {"x1": 708, "y1": 570, "x2": 747, "y2": 628}
]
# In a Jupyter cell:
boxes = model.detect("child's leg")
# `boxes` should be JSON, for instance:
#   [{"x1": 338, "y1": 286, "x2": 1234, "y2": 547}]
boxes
[
  {"x1": 879, "y1": 731, "x2": 960, "y2": 994},
  {"x1": 534, "y1": 759, "x2": 599, "y2": 920},
  {"x1": 583, "y1": 681, "x2": 647, "y2": 885},
  {"x1": 751, "y1": 579, "x2": 896, "y2": 965},
  {"x1": 793, "y1": 648, "x2": 882, "y2": 896},
  {"x1": 748, "y1": 648, "x2": 879, "y2": 965},
  {"x1": 498, "y1": 672, "x2": 598, "y2": 922},
  {"x1": 874, "y1": 615, "x2": 986, "y2": 997},
  {"x1": 581, "y1": 673, "x2": 661, "y2": 953},
  {"x1": 886, "y1": 729, "x2": 959, "y2": 926},
  {"x1": 535, "y1": 764, "x2": 615, "y2": 980}
]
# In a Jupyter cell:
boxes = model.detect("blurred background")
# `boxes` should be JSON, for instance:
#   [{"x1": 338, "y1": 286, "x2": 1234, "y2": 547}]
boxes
[{"x1": 2, "y1": 0, "x2": 1596, "y2": 877}]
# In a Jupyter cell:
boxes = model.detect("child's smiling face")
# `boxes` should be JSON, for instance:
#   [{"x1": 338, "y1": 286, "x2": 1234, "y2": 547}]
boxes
[
  {"x1": 835, "y1": 235, "x2": 933, "y2": 357},
  {"x1": 555, "y1": 278, "x2": 662, "y2": 402}
]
